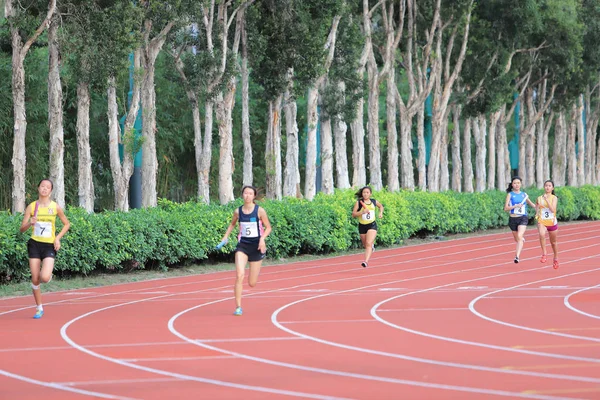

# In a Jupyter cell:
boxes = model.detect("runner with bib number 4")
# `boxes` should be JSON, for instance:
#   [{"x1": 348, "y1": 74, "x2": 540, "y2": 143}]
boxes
[
  {"x1": 352, "y1": 186, "x2": 383, "y2": 268},
  {"x1": 219, "y1": 186, "x2": 272, "y2": 316},
  {"x1": 504, "y1": 176, "x2": 537, "y2": 264}
]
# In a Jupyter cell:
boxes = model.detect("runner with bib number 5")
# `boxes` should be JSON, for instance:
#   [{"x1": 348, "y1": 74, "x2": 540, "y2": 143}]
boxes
[
  {"x1": 504, "y1": 176, "x2": 537, "y2": 264},
  {"x1": 352, "y1": 186, "x2": 383, "y2": 268},
  {"x1": 536, "y1": 180, "x2": 559, "y2": 269},
  {"x1": 219, "y1": 186, "x2": 271, "y2": 316}
]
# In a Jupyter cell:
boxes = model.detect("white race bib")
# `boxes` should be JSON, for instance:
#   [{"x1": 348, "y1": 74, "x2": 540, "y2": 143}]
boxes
[
  {"x1": 361, "y1": 210, "x2": 375, "y2": 222},
  {"x1": 513, "y1": 204, "x2": 525, "y2": 215},
  {"x1": 240, "y1": 221, "x2": 259, "y2": 238},
  {"x1": 540, "y1": 208, "x2": 554, "y2": 221},
  {"x1": 34, "y1": 222, "x2": 52, "y2": 238}
]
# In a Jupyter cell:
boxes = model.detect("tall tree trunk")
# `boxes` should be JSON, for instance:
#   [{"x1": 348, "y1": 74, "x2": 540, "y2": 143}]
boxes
[
  {"x1": 241, "y1": 21, "x2": 252, "y2": 186},
  {"x1": 283, "y1": 85, "x2": 301, "y2": 197},
  {"x1": 576, "y1": 95, "x2": 585, "y2": 186},
  {"x1": 140, "y1": 20, "x2": 174, "y2": 208},
  {"x1": 107, "y1": 77, "x2": 129, "y2": 211},
  {"x1": 321, "y1": 117, "x2": 334, "y2": 194},
  {"x1": 351, "y1": 96, "x2": 366, "y2": 188},
  {"x1": 386, "y1": 68, "x2": 399, "y2": 191},
  {"x1": 333, "y1": 115, "x2": 350, "y2": 189},
  {"x1": 416, "y1": 103, "x2": 426, "y2": 190},
  {"x1": 76, "y1": 81, "x2": 94, "y2": 212},
  {"x1": 366, "y1": 58, "x2": 382, "y2": 190},
  {"x1": 486, "y1": 111, "x2": 500, "y2": 190},
  {"x1": 48, "y1": 15, "x2": 65, "y2": 207},
  {"x1": 305, "y1": 87, "x2": 319, "y2": 199},
  {"x1": 198, "y1": 102, "x2": 213, "y2": 203},
  {"x1": 217, "y1": 83, "x2": 236, "y2": 204},
  {"x1": 439, "y1": 113, "x2": 450, "y2": 191},
  {"x1": 496, "y1": 107, "x2": 508, "y2": 190},
  {"x1": 462, "y1": 118, "x2": 474, "y2": 193},
  {"x1": 399, "y1": 110, "x2": 415, "y2": 190},
  {"x1": 552, "y1": 112, "x2": 567, "y2": 186},
  {"x1": 537, "y1": 112, "x2": 553, "y2": 186},
  {"x1": 265, "y1": 96, "x2": 283, "y2": 199},
  {"x1": 474, "y1": 114, "x2": 487, "y2": 192},
  {"x1": 8, "y1": 0, "x2": 56, "y2": 213},
  {"x1": 567, "y1": 104, "x2": 578, "y2": 186},
  {"x1": 451, "y1": 105, "x2": 462, "y2": 192}
]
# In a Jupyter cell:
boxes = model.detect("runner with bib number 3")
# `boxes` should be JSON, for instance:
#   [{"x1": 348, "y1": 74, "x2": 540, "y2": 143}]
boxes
[
  {"x1": 352, "y1": 186, "x2": 383, "y2": 268},
  {"x1": 219, "y1": 186, "x2": 271, "y2": 316},
  {"x1": 504, "y1": 176, "x2": 537, "y2": 264},
  {"x1": 536, "y1": 180, "x2": 559, "y2": 269}
]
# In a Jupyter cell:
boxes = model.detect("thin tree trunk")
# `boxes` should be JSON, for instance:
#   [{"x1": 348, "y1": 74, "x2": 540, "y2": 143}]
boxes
[
  {"x1": 305, "y1": 87, "x2": 319, "y2": 199},
  {"x1": 576, "y1": 95, "x2": 585, "y2": 186},
  {"x1": 440, "y1": 113, "x2": 450, "y2": 191},
  {"x1": 386, "y1": 68, "x2": 399, "y2": 191},
  {"x1": 367, "y1": 57, "x2": 382, "y2": 190},
  {"x1": 351, "y1": 96, "x2": 366, "y2": 188},
  {"x1": 76, "y1": 81, "x2": 94, "y2": 212},
  {"x1": 241, "y1": 19, "x2": 252, "y2": 186},
  {"x1": 451, "y1": 105, "x2": 462, "y2": 192},
  {"x1": 8, "y1": 0, "x2": 56, "y2": 213},
  {"x1": 552, "y1": 111, "x2": 567, "y2": 186},
  {"x1": 265, "y1": 96, "x2": 283, "y2": 199},
  {"x1": 462, "y1": 118, "x2": 474, "y2": 192},
  {"x1": 416, "y1": 103, "x2": 426, "y2": 190},
  {"x1": 217, "y1": 84, "x2": 236, "y2": 204},
  {"x1": 48, "y1": 15, "x2": 65, "y2": 207},
  {"x1": 399, "y1": 111, "x2": 415, "y2": 190},
  {"x1": 474, "y1": 114, "x2": 487, "y2": 192},
  {"x1": 141, "y1": 20, "x2": 174, "y2": 208},
  {"x1": 198, "y1": 102, "x2": 213, "y2": 202},
  {"x1": 333, "y1": 115, "x2": 350, "y2": 189},
  {"x1": 486, "y1": 111, "x2": 500, "y2": 190},
  {"x1": 496, "y1": 106, "x2": 507, "y2": 190},
  {"x1": 321, "y1": 117, "x2": 334, "y2": 194},
  {"x1": 107, "y1": 77, "x2": 129, "y2": 211},
  {"x1": 283, "y1": 84, "x2": 301, "y2": 197},
  {"x1": 567, "y1": 104, "x2": 578, "y2": 186}
]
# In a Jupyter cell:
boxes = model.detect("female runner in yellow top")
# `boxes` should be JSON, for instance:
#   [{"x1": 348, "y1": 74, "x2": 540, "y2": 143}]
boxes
[
  {"x1": 536, "y1": 180, "x2": 559, "y2": 269},
  {"x1": 351, "y1": 186, "x2": 383, "y2": 268},
  {"x1": 19, "y1": 179, "x2": 70, "y2": 319}
]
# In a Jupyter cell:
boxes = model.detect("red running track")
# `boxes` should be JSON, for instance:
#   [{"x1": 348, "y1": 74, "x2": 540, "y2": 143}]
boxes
[{"x1": 1, "y1": 221, "x2": 600, "y2": 400}]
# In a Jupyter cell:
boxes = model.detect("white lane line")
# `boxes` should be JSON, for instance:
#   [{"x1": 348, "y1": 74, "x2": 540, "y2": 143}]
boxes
[
  {"x1": 0, "y1": 369, "x2": 138, "y2": 400},
  {"x1": 564, "y1": 284, "x2": 600, "y2": 321},
  {"x1": 469, "y1": 268, "x2": 600, "y2": 343}
]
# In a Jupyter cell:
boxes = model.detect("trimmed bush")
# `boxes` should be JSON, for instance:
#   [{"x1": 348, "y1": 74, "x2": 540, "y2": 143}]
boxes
[{"x1": 1, "y1": 185, "x2": 599, "y2": 283}]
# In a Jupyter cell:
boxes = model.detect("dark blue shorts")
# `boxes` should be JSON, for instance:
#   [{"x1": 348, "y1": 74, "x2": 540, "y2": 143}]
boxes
[
  {"x1": 508, "y1": 215, "x2": 529, "y2": 231},
  {"x1": 358, "y1": 221, "x2": 377, "y2": 235},
  {"x1": 235, "y1": 241, "x2": 266, "y2": 262}
]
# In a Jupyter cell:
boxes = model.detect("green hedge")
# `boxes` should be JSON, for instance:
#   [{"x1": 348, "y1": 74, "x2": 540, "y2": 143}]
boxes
[{"x1": 1, "y1": 185, "x2": 599, "y2": 283}]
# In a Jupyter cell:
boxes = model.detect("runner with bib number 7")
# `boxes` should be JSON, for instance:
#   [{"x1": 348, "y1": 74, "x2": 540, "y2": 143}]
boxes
[
  {"x1": 504, "y1": 176, "x2": 537, "y2": 264},
  {"x1": 536, "y1": 180, "x2": 559, "y2": 269},
  {"x1": 352, "y1": 186, "x2": 383, "y2": 268}
]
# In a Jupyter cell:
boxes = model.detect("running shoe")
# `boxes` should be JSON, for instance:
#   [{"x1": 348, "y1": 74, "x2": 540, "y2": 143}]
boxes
[
  {"x1": 361, "y1": 262, "x2": 368, "y2": 268},
  {"x1": 553, "y1": 259, "x2": 559, "y2": 269},
  {"x1": 33, "y1": 309, "x2": 44, "y2": 319},
  {"x1": 514, "y1": 256, "x2": 520, "y2": 264},
  {"x1": 233, "y1": 307, "x2": 243, "y2": 316},
  {"x1": 540, "y1": 255, "x2": 547, "y2": 263}
]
